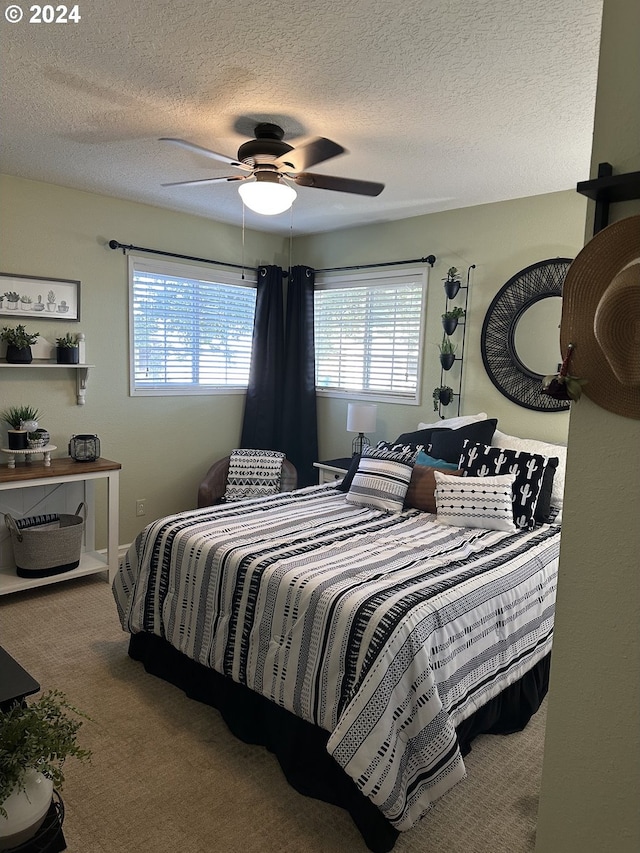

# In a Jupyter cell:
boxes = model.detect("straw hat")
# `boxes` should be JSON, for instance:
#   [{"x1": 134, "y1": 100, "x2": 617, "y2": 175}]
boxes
[{"x1": 560, "y1": 215, "x2": 640, "y2": 420}]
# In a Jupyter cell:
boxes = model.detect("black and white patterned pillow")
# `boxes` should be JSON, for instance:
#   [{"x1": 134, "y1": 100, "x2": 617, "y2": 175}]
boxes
[
  {"x1": 434, "y1": 470, "x2": 517, "y2": 532},
  {"x1": 376, "y1": 439, "x2": 430, "y2": 456},
  {"x1": 459, "y1": 442, "x2": 552, "y2": 529},
  {"x1": 224, "y1": 449, "x2": 286, "y2": 502},
  {"x1": 346, "y1": 445, "x2": 417, "y2": 513}
]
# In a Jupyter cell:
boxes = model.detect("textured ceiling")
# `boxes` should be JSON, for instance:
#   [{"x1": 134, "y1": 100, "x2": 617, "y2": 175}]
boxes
[{"x1": 0, "y1": 0, "x2": 603, "y2": 236}]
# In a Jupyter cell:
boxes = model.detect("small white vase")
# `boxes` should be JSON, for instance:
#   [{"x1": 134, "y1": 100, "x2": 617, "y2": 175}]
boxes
[{"x1": 0, "y1": 769, "x2": 54, "y2": 851}]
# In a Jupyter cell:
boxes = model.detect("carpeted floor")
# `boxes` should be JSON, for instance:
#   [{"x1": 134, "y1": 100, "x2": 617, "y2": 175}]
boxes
[{"x1": 1, "y1": 576, "x2": 545, "y2": 852}]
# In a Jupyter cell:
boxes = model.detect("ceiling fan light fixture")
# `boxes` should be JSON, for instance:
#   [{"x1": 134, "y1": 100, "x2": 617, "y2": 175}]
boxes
[{"x1": 238, "y1": 172, "x2": 297, "y2": 215}]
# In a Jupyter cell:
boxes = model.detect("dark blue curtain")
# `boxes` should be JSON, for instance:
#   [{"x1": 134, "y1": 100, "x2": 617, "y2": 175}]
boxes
[
  {"x1": 281, "y1": 266, "x2": 318, "y2": 487},
  {"x1": 240, "y1": 265, "x2": 285, "y2": 450}
]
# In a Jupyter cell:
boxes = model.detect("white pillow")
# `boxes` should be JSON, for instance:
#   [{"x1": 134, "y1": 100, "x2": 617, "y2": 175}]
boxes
[
  {"x1": 417, "y1": 412, "x2": 488, "y2": 431},
  {"x1": 434, "y1": 470, "x2": 517, "y2": 533},
  {"x1": 492, "y1": 430, "x2": 567, "y2": 510}
]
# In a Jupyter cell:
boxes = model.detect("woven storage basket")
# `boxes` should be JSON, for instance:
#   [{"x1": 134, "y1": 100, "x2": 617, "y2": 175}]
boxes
[{"x1": 5, "y1": 503, "x2": 85, "y2": 579}]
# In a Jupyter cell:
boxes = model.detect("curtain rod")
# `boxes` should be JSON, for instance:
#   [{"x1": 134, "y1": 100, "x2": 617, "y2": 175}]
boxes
[
  {"x1": 314, "y1": 254, "x2": 436, "y2": 273},
  {"x1": 108, "y1": 240, "x2": 437, "y2": 276},
  {"x1": 108, "y1": 240, "x2": 257, "y2": 274}
]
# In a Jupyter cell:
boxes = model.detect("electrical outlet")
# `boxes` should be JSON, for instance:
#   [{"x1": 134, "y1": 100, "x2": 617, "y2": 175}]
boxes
[{"x1": 136, "y1": 499, "x2": 146, "y2": 517}]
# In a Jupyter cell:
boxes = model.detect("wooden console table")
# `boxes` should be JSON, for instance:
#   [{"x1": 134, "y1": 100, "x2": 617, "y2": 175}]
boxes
[{"x1": 0, "y1": 457, "x2": 121, "y2": 596}]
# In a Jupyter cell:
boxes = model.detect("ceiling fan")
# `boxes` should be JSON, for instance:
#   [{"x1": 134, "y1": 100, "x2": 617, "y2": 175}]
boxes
[{"x1": 160, "y1": 123, "x2": 384, "y2": 215}]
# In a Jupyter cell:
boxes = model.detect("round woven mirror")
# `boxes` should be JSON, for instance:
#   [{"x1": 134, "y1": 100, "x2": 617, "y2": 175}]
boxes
[{"x1": 481, "y1": 258, "x2": 573, "y2": 412}]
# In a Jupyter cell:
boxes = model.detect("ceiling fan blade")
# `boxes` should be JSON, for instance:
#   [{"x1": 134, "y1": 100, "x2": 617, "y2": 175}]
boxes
[
  {"x1": 274, "y1": 137, "x2": 345, "y2": 171},
  {"x1": 159, "y1": 137, "x2": 251, "y2": 171},
  {"x1": 292, "y1": 172, "x2": 384, "y2": 197},
  {"x1": 161, "y1": 175, "x2": 248, "y2": 187}
]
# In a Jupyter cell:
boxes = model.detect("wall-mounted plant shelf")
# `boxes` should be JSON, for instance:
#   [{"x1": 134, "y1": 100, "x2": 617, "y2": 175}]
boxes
[
  {"x1": 0, "y1": 363, "x2": 95, "y2": 405},
  {"x1": 436, "y1": 267, "x2": 473, "y2": 418},
  {"x1": 576, "y1": 162, "x2": 640, "y2": 233}
]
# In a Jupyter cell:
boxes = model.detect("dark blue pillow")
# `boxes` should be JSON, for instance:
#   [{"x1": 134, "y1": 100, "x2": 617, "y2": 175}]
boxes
[{"x1": 428, "y1": 419, "x2": 498, "y2": 464}]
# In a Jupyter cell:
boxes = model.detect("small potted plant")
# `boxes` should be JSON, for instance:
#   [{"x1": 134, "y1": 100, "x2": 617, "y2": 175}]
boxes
[
  {"x1": 19, "y1": 295, "x2": 33, "y2": 311},
  {"x1": 57, "y1": 300, "x2": 69, "y2": 315},
  {"x1": 55, "y1": 332, "x2": 79, "y2": 364},
  {"x1": 1, "y1": 405, "x2": 42, "y2": 450},
  {"x1": 3, "y1": 292, "x2": 20, "y2": 311},
  {"x1": 441, "y1": 306, "x2": 465, "y2": 335},
  {"x1": 0, "y1": 690, "x2": 91, "y2": 849},
  {"x1": 433, "y1": 385, "x2": 454, "y2": 411},
  {"x1": 46, "y1": 290, "x2": 56, "y2": 313},
  {"x1": 442, "y1": 266, "x2": 461, "y2": 299},
  {"x1": 438, "y1": 336, "x2": 457, "y2": 370},
  {"x1": 33, "y1": 295, "x2": 45, "y2": 313},
  {"x1": 0, "y1": 324, "x2": 40, "y2": 364}
]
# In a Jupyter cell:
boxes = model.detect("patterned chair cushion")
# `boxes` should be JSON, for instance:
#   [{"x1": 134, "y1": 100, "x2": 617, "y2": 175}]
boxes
[{"x1": 224, "y1": 449, "x2": 286, "y2": 502}]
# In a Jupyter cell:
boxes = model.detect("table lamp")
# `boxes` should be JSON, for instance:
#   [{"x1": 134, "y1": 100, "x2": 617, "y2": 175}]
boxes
[{"x1": 347, "y1": 403, "x2": 377, "y2": 456}]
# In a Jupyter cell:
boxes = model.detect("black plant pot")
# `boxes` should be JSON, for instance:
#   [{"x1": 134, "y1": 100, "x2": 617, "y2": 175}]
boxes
[
  {"x1": 440, "y1": 353, "x2": 456, "y2": 371},
  {"x1": 438, "y1": 389, "x2": 453, "y2": 407},
  {"x1": 7, "y1": 430, "x2": 28, "y2": 450},
  {"x1": 6, "y1": 344, "x2": 33, "y2": 364},
  {"x1": 56, "y1": 346, "x2": 79, "y2": 364},
  {"x1": 443, "y1": 280, "x2": 461, "y2": 300},
  {"x1": 442, "y1": 317, "x2": 459, "y2": 335}
]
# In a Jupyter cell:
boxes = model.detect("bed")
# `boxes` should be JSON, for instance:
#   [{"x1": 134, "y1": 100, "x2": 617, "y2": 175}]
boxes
[{"x1": 113, "y1": 417, "x2": 564, "y2": 851}]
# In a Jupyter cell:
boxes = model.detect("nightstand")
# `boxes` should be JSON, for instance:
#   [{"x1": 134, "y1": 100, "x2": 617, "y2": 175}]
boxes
[{"x1": 313, "y1": 458, "x2": 352, "y2": 485}]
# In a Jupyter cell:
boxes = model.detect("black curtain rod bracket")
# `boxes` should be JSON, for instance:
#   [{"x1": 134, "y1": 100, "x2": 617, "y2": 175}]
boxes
[{"x1": 108, "y1": 239, "x2": 257, "y2": 274}]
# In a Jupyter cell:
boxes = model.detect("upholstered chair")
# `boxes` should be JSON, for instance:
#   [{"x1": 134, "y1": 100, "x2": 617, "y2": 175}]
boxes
[{"x1": 197, "y1": 455, "x2": 297, "y2": 508}]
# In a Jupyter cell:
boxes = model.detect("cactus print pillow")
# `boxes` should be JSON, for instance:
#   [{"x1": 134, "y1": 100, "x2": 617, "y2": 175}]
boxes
[{"x1": 458, "y1": 441, "x2": 553, "y2": 530}]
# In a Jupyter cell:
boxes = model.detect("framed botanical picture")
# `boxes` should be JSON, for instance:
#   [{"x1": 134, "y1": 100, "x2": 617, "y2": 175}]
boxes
[{"x1": 0, "y1": 273, "x2": 81, "y2": 321}]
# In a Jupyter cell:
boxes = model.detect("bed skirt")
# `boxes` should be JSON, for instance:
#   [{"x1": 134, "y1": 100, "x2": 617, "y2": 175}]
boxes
[{"x1": 128, "y1": 632, "x2": 550, "y2": 853}]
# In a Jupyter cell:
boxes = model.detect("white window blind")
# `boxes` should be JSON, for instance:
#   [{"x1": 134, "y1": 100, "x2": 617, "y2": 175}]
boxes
[
  {"x1": 129, "y1": 257, "x2": 257, "y2": 396},
  {"x1": 314, "y1": 268, "x2": 427, "y2": 403}
]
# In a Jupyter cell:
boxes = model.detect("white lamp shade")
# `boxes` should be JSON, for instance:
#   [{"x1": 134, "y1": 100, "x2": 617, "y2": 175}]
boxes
[
  {"x1": 238, "y1": 180, "x2": 297, "y2": 215},
  {"x1": 347, "y1": 403, "x2": 377, "y2": 433}
]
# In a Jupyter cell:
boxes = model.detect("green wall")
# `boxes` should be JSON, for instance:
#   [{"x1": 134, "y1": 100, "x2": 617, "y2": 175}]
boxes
[
  {"x1": 1, "y1": 174, "x2": 587, "y2": 545},
  {"x1": 535, "y1": 0, "x2": 640, "y2": 849},
  {"x1": 0, "y1": 174, "x2": 286, "y2": 544},
  {"x1": 295, "y1": 190, "x2": 587, "y2": 460}
]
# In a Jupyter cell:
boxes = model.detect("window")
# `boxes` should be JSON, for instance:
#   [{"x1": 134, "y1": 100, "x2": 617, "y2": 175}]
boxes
[
  {"x1": 129, "y1": 257, "x2": 256, "y2": 396},
  {"x1": 314, "y1": 267, "x2": 428, "y2": 403}
]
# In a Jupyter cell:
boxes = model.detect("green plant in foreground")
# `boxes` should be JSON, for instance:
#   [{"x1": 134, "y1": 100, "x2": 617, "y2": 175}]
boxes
[
  {"x1": 0, "y1": 690, "x2": 92, "y2": 816},
  {"x1": 1, "y1": 405, "x2": 42, "y2": 429}
]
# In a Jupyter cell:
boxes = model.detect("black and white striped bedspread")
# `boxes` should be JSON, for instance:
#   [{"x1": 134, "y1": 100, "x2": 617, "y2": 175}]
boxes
[{"x1": 113, "y1": 484, "x2": 559, "y2": 831}]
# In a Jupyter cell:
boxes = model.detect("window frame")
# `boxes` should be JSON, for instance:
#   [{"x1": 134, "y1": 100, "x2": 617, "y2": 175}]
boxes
[
  {"x1": 314, "y1": 266, "x2": 429, "y2": 405},
  {"x1": 128, "y1": 255, "x2": 257, "y2": 397}
]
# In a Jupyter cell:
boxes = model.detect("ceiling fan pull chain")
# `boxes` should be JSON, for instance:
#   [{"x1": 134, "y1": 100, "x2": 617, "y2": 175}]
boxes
[
  {"x1": 289, "y1": 206, "x2": 294, "y2": 271},
  {"x1": 241, "y1": 203, "x2": 246, "y2": 279}
]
